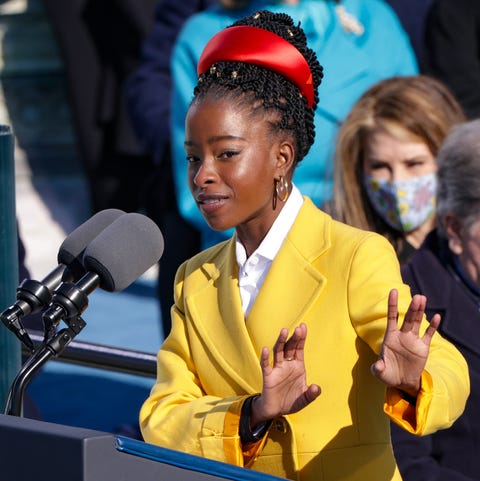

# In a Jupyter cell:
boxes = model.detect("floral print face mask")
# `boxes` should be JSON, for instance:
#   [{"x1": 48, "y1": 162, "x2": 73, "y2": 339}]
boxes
[{"x1": 363, "y1": 172, "x2": 437, "y2": 232}]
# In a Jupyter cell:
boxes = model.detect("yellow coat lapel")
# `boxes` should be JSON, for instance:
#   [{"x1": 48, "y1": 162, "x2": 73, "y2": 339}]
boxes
[
  {"x1": 185, "y1": 238, "x2": 263, "y2": 393},
  {"x1": 247, "y1": 198, "x2": 330, "y2": 351}
]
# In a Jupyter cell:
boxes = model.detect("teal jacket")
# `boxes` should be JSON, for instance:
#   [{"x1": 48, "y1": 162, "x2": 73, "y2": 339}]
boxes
[{"x1": 171, "y1": 0, "x2": 418, "y2": 247}]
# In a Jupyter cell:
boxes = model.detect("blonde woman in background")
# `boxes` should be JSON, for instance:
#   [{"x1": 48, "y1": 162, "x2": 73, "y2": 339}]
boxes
[{"x1": 332, "y1": 75, "x2": 465, "y2": 263}]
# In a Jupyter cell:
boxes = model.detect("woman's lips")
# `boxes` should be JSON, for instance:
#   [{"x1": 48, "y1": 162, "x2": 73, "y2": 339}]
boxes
[{"x1": 196, "y1": 194, "x2": 228, "y2": 214}]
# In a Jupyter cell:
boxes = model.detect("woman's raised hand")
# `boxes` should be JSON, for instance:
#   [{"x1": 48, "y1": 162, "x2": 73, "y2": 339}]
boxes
[
  {"x1": 250, "y1": 323, "x2": 321, "y2": 426},
  {"x1": 371, "y1": 288, "x2": 441, "y2": 397}
]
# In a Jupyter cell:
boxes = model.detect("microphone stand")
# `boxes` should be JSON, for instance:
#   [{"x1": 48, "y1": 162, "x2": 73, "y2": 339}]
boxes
[
  {"x1": 4, "y1": 275, "x2": 93, "y2": 416},
  {"x1": 3, "y1": 315, "x2": 86, "y2": 417}
]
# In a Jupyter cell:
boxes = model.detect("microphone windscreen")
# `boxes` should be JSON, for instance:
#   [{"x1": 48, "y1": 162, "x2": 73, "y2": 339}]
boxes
[
  {"x1": 58, "y1": 209, "x2": 126, "y2": 277},
  {"x1": 82, "y1": 213, "x2": 164, "y2": 292}
]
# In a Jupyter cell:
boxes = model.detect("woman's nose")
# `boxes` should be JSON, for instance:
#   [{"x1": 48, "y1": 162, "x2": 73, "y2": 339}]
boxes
[
  {"x1": 193, "y1": 158, "x2": 217, "y2": 186},
  {"x1": 390, "y1": 166, "x2": 409, "y2": 183}
]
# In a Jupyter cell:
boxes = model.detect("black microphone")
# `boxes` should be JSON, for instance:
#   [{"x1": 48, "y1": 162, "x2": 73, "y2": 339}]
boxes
[
  {"x1": 1, "y1": 209, "x2": 126, "y2": 349},
  {"x1": 42, "y1": 212, "x2": 164, "y2": 327}
]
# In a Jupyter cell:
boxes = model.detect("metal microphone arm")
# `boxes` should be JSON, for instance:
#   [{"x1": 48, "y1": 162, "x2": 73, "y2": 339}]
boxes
[{"x1": 4, "y1": 315, "x2": 86, "y2": 417}]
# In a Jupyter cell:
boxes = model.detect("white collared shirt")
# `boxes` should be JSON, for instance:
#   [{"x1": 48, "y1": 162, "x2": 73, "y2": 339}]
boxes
[{"x1": 236, "y1": 184, "x2": 304, "y2": 315}]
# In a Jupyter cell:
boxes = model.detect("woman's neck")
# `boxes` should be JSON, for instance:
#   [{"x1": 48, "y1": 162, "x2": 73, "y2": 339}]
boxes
[
  {"x1": 236, "y1": 224, "x2": 270, "y2": 258},
  {"x1": 236, "y1": 200, "x2": 288, "y2": 258},
  {"x1": 405, "y1": 217, "x2": 436, "y2": 249}
]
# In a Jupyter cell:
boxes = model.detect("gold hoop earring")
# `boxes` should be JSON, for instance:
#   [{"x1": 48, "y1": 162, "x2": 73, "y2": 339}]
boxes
[{"x1": 273, "y1": 176, "x2": 290, "y2": 210}]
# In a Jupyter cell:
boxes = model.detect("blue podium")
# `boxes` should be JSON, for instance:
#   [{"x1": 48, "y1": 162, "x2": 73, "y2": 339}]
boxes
[{"x1": 0, "y1": 414, "x2": 285, "y2": 481}]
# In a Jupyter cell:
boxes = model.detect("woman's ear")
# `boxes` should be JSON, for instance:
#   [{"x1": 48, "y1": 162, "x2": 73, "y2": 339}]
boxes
[
  {"x1": 444, "y1": 213, "x2": 464, "y2": 255},
  {"x1": 275, "y1": 139, "x2": 295, "y2": 178}
]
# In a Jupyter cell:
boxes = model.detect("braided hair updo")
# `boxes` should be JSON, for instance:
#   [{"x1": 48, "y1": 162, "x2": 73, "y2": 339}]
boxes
[{"x1": 193, "y1": 10, "x2": 323, "y2": 163}]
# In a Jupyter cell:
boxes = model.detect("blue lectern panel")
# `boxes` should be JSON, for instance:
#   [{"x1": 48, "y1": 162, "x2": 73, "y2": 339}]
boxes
[{"x1": 116, "y1": 435, "x2": 285, "y2": 481}]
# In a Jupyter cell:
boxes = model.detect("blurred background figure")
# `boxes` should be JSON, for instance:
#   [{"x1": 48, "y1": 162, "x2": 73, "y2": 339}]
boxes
[
  {"x1": 391, "y1": 118, "x2": 480, "y2": 480},
  {"x1": 422, "y1": 0, "x2": 480, "y2": 120},
  {"x1": 384, "y1": 0, "x2": 433, "y2": 61},
  {"x1": 41, "y1": 0, "x2": 157, "y2": 214},
  {"x1": 1, "y1": 0, "x2": 92, "y2": 278},
  {"x1": 332, "y1": 75, "x2": 465, "y2": 263}
]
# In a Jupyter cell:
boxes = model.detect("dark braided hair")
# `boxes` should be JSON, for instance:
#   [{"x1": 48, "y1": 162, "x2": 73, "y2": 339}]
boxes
[{"x1": 193, "y1": 10, "x2": 323, "y2": 163}]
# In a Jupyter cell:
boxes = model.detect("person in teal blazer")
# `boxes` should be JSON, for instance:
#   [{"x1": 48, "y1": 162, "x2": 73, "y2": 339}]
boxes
[
  {"x1": 170, "y1": 0, "x2": 418, "y2": 248},
  {"x1": 141, "y1": 11, "x2": 468, "y2": 481}
]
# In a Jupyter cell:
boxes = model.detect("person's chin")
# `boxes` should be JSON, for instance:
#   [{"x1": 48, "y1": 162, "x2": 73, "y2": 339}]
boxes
[
  {"x1": 199, "y1": 200, "x2": 232, "y2": 229},
  {"x1": 205, "y1": 218, "x2": 233, "y2": 233},
  {"x1": 200, "y1": 210, "x2": 234, "y2": 232}
]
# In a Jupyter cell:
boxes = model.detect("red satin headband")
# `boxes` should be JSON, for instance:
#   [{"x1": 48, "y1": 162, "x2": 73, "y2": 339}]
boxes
[{"x1": 197, "y1": 25, "x2": 314, "y2": 108}]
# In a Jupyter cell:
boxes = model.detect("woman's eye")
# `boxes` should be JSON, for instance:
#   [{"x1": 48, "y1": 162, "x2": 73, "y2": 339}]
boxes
[
  {"x1": 218, "y1": 150, "x2": 238, "y2": 159},
  {"x1": 406, "y1": 161, "x2": 424, "y2": 169},
  {"x1": 186, "y1": 155, "x2": 199, "y2": 163},
  {"x1": 370, "y1": 160, "x2": 388, "y2": 169}
]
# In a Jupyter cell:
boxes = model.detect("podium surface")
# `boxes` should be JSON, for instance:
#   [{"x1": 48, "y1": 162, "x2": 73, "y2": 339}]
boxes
[{"x1": 0, "y1": 414, "x2": 285, "y2": 481}]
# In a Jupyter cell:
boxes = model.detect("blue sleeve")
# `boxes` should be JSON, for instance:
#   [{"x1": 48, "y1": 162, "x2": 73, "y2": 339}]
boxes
[{"x1": 124, "y1": 0, "x2": 213, "y2": 163}]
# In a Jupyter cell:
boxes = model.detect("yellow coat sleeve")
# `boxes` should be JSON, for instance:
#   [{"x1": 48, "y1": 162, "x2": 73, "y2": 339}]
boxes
[{"x1": 346, "y1": 232, "x2": 469, "y2": 435}]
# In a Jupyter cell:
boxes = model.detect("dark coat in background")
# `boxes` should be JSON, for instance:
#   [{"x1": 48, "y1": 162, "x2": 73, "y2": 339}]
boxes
[
  {"x1": 125, "y1": 0, "x2": 216, "y2": 165},
  {"x1": 41, "y1": 0, "x2": 157, "y2": 212},
  {"x1": 385, "y1": 0, "x2": 433, "y2": 61},
  {"x1": 392, "y1": 230, "x2": 480, "y2": 481},
  {"x1": 422, "y1": 0, "x2": 480, "y2": 119}
]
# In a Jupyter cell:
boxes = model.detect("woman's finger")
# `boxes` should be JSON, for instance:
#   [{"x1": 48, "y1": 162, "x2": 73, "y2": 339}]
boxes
[
  {"x1": 260, "y1": 346, "x2": 271, "y2": 373},
  {"x1": 401, "y1": 294, "x2": 426, "y2": 335},
  {"x1": 386, "y1": 289, "x2": 399, "y2": 331},
  {"x1": 284, "y1": 323, "x2": 307, "y2": 362},
  {"x1": 422, "y1": 312, "x2": 441, "y2": 344},
  {"x1": 272, "y1": 328, "x2": 289, "y2": 365}
]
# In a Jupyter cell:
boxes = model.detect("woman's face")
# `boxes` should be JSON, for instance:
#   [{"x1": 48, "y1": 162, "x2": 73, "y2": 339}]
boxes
[
  {"x1": 363, "y1": 127, "x2": 436, "y2": 181},
  {"x1": 185, "y1": 96, "x2": 291, "y2": 241},
  {"x1": 361, "y1": 126, "x2": 438, "y2": 246}
]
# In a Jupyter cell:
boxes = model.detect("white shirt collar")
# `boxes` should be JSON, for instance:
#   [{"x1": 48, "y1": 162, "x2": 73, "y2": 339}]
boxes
[{"x1": 236, "y1": 184, "x2": 304, "y2": 266}]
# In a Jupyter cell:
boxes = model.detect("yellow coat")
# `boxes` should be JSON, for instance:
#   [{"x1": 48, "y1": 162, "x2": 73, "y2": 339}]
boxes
[{"x1": 141, "y1": 198, "x2": 469, "y2": 481}]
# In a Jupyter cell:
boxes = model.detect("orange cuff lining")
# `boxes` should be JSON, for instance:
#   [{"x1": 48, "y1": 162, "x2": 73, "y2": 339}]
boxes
[
  {"x1": 223, "y1": 395, "x2": 268, "y2": 468},
  {"x1": 384, "y1": 370, "x2": 434, "y2": 435}
]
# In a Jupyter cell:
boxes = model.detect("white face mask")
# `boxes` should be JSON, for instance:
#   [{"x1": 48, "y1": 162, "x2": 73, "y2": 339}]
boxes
[{"x1": 363, "y1": 172, "x2": 437, "y2": 232}]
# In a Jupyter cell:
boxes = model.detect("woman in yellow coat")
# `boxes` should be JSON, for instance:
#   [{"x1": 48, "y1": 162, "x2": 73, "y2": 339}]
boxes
[{"x1": 140, "y1": 10, "x2": 469, "y2": 481}]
